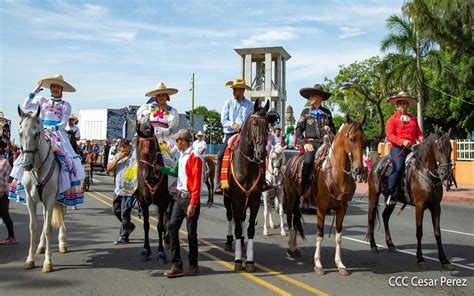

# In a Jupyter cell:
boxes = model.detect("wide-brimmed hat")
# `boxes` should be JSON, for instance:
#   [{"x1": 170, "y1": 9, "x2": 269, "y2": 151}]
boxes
[
  {"x1": 171, "y1": 129, "x2": 192, "y2": 142},
  {"x1": 37, "y1": 74, "x2": 76, "y2": 92},
  {"x1": 299, "y1": 84, "x2": 331, "y2": 100},
  {"x1": 225, "y1": 79, "x2": 252, "y2": 91},
  {"x1": 387, "y1": 91, "x2": 418, "y2": 105},
  {"x1": 145, "y1": 82, "x2": 178, "y2": 98},
  {"x1": 68, "y1": 114, "x2": 78, "y2": 122},
  {"x1": 196, "y1": 131, "x2": 204, "y2": 136}
]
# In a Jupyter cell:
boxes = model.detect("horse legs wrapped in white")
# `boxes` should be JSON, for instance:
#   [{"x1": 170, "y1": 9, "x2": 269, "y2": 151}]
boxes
[
  {"x1": 262, "y1": 191, "x2": 270, "y2": 236},
  {"x1": 314, "y1": 236, "x2": 324, "y2": 274},
  {"x1": 246, "y1": 238, "x2": 254, "y2": 262},
  {"x1": 335, "y1": 231, "x2": 347, "y2": 272}
]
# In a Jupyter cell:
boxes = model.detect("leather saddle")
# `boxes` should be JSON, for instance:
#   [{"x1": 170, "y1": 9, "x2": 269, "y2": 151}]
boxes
[
  {"x1": 287, "y1": 142, "x2": 330, "y2": 201},
  {"x1": 376, "y1": 153, "x2": 416, "y2": 205}
]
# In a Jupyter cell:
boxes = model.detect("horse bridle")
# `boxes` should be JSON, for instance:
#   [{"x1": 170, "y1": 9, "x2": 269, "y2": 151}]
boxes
[
  {"x1": 137, "y1": 136, "x2": 164, "y2": 195},
  {"x1": 20, "y1": 127, "x2": 57, "y2": 202},
  {"x1": 239, "y1": 114, "x2": 267, "y2": 165},
  {"x1": 425, "y1": 134, "x2": 451, "y2": 181},
  {"x1": 327, "y1": 122, "x2": 359, "y2": 176}
]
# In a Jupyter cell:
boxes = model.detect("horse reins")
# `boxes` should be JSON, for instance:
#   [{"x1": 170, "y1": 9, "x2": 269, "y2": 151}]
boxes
[
  {"x1": 138, "y1": 136, "x2": 165, "y2": 196},
  {"x1": 22, "y1": 133, "x2": 58, "y2": 202}
]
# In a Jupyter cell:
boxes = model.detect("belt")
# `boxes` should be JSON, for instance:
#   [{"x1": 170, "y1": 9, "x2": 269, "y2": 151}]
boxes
[{"x1": 177, "y1": 190, "x2": 190, "y2": 199}]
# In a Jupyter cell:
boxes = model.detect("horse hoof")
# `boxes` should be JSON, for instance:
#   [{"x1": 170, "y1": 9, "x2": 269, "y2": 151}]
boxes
[
  {"x1": 42, "y1": 263, "x2": 53, "y2": 273},
  {"x1": 293, "y1": 249, "x2": 301, "y2": 257},
  {"x1": 443, "y1": 263, "x2": 455, "y2": 271},
  {"x1": 263, "y1": 230, "x2": 269, "y2": 236},
  {"x1": 370, "y1": 247, "x2": 378, "y2": 253},
  {"x1": 388, "y1": 246, "x2": 396, "y2": 253},
  {"x1": 270, "y1": 223, "x2": 275, "y2": 229},
  {"x1": 417, "y1": 261, "x2": 428, "y2": 270},
  {"x1": 224, "y1": 244, "x2": 233, "y2": 252},
  {"x1": 338, "y1": 268, "x2": 350, "y2": 276},
  {"x1": 245, "y1": 262, "x2": 255, "y2": 272},
  {"x1": 36, "y1": 246, "x2": 45, "y2": 254},
  {"x1": 157, "y1": 252, "x2": 167, "y2": 264},
  {"x1": 314, "y1": 267, "x2": 325, "y2": 275},
  {"x1": 59, "y1": 245, "x2": 68, "y2": 254},
  {"x1": 234, "y1": 261, "x2": 243, "y2": 271},
  {"x1": 140, "y1": 249, "x2": 151, "y2": 260},
  {"x1": 280, "y1": 231, "x2": 287, "y2": 237},
  {"x1": 24, "y1": 261, "x2": 35, "y2": 270}
]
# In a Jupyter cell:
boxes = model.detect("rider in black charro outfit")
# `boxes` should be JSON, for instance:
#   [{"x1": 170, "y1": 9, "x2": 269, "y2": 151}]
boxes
[{"x1": 296, "y1": 84, "x2": 335, "y2": 209}]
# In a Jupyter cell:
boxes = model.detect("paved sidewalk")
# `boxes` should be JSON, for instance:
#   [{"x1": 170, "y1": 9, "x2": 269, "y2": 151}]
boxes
[{"x1": 355, "y1": 182, "x2": 474, "y2": 205}]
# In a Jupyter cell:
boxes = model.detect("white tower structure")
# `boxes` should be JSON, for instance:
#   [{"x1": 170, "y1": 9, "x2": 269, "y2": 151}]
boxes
[{"x1": 234, "y1": 47, "x2": 291, "y2": 131}]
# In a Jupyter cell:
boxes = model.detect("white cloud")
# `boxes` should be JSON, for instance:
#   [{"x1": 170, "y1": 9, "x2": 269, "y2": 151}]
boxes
[
  {"x1": 339, "y1": 26, "x2": 365, "y2": 39},
  {"x1": 82, "y1": 4, "x2": 108, "y2": 17},
  {"x1": 240, "y1": 27, "x2": 298, "y2": 47}
]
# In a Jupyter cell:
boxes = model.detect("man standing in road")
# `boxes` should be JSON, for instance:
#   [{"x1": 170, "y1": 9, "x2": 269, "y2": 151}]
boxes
[
  {"x1": 156, "y1": 129, "x2": 203, "y2": 278},
  {"x1": 193, "y1": 131, "x2": 207, "y2": 156}
]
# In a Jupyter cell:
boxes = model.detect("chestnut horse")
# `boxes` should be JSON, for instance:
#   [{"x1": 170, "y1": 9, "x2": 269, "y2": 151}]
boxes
[
  {"x1": 366, "y1": 129, "x2": 454, "y2": 270},
  {"x1": 284, "y1": 115, "x2": 365, "y2": 276}
]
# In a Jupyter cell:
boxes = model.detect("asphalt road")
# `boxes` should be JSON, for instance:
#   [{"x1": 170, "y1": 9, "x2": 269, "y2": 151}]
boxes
[{"x1": 1, "y1": 172, "x2": 473, "y2": 296}]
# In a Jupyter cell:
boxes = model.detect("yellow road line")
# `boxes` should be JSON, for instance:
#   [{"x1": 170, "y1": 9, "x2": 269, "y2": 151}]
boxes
[{"x1": 86, "y1": 191, "x2": 292, "y2": 296}]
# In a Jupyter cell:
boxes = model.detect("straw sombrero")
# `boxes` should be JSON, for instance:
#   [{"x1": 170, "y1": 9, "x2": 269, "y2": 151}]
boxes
[
  {"x1": 145, "y1": 82, "x2": 178, "y2": 97},
  {"x1": 387, "y1": 91, "x2": 418, "y2": 105},
  {"x1": 38, "y1": 74, "x2": 76, "y2": 92},
  {"x1": 299, "y1": 84, "x2": 331, "y2": 100},
  {"x1": 196, "y1": 130, "x2": 204, "y2": 136},
  {"x1": 69, "y1": 114, "x2": 78, "y2": 122},
  {"x1": 225, "y1": 79, "x2": 252, "y2": 91}
]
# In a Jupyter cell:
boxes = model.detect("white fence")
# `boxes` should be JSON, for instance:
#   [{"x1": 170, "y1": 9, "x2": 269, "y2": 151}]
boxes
[{"x1": 456, "y1": 140, "x2": 474, "y2": 160}]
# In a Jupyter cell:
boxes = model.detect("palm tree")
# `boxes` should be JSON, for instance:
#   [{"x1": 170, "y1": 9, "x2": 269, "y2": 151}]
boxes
[{"x1": 380, "y1": 14, "x2": 436, "y2": 132}]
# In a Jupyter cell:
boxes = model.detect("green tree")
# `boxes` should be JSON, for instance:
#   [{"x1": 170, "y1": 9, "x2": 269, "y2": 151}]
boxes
[
  {"x1": 405, "y1": 0, "x2": 473, "y2": 137},
  {"x1": 325, "y1": 56, "x2": 395, "y2": 146},
  {"x1": 380, "y1": 14, "x2": 438, "y2": 133}
]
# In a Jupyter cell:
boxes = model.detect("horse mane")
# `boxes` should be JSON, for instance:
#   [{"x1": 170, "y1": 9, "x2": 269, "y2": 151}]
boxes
[{"x1": 414, "y1": 132, "x2": 439, "y2": 169}]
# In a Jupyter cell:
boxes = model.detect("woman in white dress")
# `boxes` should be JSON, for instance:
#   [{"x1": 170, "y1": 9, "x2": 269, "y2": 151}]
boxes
[{"x1": 9, "y1": 75, "x2": 84, "y2": 207}]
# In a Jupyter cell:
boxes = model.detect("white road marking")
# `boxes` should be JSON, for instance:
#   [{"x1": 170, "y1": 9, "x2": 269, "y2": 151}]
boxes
[
  {"x1": 342, "y1": 236, "x2": 474, "y2": 271},
  {"x1": 441, "y1": 228, "x2": 474, "y2": 237}
]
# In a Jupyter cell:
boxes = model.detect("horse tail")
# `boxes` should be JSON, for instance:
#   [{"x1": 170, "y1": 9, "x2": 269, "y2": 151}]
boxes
[
  {"x1": 292, "y1": 194, "x2": 305, "y2": 240},
  {"x1": 51, "y1": 203, "x2": 65, "y2": 229}
]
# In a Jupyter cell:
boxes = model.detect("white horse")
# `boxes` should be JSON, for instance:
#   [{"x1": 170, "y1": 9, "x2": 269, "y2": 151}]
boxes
[
  {"x1": 262, "y1": 144, "x2": 286, "y2": 237},
  {"x1": 18, "y1": 106, "x2": 67, "y2": 273}
]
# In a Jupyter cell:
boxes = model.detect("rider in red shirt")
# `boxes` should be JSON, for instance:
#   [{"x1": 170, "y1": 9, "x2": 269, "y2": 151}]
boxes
[{"x1": 385, "y1": 91, "x2": 423, "y2": 206}]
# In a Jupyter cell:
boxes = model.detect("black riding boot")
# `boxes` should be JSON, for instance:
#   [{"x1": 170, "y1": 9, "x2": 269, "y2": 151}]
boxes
[{"x1": 300, "y1": 162, "x2": 312, "y2": 210}]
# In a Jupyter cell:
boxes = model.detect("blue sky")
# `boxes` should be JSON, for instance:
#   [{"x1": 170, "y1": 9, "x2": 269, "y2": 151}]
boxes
[{"x1": 1, "y1": 0, "x2": 403, "y2": 142}]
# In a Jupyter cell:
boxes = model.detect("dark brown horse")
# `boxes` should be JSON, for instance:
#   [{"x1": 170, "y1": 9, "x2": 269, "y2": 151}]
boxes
[
  {"x1": 136, "y1": 123, "x2": 171, "y2": 262},
  {"x1": 204, "y1": 155, "x2": 216, "y2": 205},
  {"x1": 367, "y1": 129, "x2": 454, "y2": 270},
  {"x1": 224, "y1": 98, "x2": 269, "y2": 272},
  {"x1": 284, "y1": 115, "x2": 365, "y2": 276}
]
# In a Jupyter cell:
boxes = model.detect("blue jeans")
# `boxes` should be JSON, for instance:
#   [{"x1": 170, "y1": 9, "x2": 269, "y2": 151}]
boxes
[{"x1": 387, "y1": 146, "x2": 410, "y2": 196}]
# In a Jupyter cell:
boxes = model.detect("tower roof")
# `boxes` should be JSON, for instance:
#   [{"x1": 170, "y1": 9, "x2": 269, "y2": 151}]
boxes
[{"x1": 234, "y1": 47, "x2": 291, "y2": 60}]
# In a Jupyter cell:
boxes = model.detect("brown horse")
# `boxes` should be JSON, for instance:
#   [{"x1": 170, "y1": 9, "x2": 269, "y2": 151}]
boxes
[
  {"x1": 224, "y1": 98, "x2": 269, "y2": 272},
  {"x1": 204, "y1": 155, "x2": 216, "y2": 205},
  {"x1": 284, "y1": 115, "x2": 365, "y2": 276},
  {"x1": 367, "y1": 129, "x2": 454, "y2": 270},
  {"x1": 136, "y1": 123, "x2": 171, "y2": 262}
]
